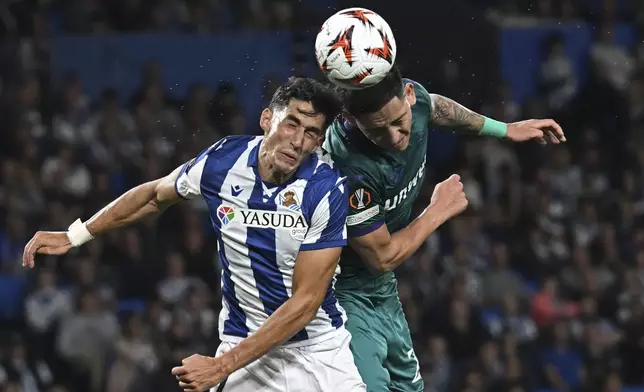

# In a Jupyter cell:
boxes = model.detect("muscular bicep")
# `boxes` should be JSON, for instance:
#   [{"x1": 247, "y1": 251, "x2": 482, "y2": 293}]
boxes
[
  {"x1": 292, "y1": 247, "x2": 342, "y2": 304},
  {"x1": 347, "y1": 224, "x2": 395, "y2": 272}
]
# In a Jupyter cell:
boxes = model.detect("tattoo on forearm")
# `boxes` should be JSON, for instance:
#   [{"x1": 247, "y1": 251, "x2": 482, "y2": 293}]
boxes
[{"x1": 429, "y1": 94, "x2": 485, "y2": 133}]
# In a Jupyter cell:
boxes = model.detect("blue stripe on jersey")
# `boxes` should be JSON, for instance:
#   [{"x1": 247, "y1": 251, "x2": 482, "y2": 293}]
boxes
[
  {"x1": 245, "y1": 169, "x2": 309, "y2": 342},
  {"x1": 217, "y1": 238, "x2": 249, "y2": 338},
  {"x1": 321, "y1": 282, "x2": 343, "y2": 328},
  {"x1": 201, "y1": 136, "x2": 253, "y2": 338}
]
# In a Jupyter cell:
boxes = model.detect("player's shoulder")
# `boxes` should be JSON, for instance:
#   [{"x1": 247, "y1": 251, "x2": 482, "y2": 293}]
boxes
[
  {"x1": 308, "y1": 148, "x2": 345, "y2": 188},
  {"x1": 324, "y1": 120, "x2": 376, "y2": 166},
  {"x1": 299, "y1": 149, "x2": 347, "y2": 213}
]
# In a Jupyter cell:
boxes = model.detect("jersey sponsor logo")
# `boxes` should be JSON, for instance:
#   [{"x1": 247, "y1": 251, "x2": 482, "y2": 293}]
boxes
[
  {"x1": 216, "y1": 205, "x2": 308, "y2": 240},
  {"x1": 349, "y1": 188, "x2": 371, "y2": 210},
  {"x1": 279, "y1": 189, "x2": 301, "y2": 212},
  {"x1": 217, "y1": 205, "x2": 235, "y2": 225},
  {"x1": 346, "y1": 205, "x2": 379, "y2": 226},
  {"x1": 384, "y1": 158, "x2": 426, "y2": 211}
]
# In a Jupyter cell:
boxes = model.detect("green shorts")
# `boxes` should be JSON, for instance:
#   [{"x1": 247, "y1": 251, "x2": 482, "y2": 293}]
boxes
[{"x1": 335, "y1": 274, "x2": 423, "y2": 392}]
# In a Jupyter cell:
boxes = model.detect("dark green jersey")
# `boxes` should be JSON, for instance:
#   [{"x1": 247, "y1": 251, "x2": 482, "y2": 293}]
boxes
[{"x1": 323, "y1": 79, "x2": 432, "y2": 287}]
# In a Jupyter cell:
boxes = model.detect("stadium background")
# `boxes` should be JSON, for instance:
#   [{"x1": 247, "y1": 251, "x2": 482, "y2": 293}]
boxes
[{"x1": 0, "y1": 0, "x2": 642, "y2": 391}]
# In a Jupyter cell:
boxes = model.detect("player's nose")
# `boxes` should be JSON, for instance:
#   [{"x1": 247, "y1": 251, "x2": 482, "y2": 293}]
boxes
[
  {"x1": 388, "y1": 128, "x2": 404, "y2": 146},
  {"x1": 290, "y1": 130, "x2": 304, "y2": 149}
]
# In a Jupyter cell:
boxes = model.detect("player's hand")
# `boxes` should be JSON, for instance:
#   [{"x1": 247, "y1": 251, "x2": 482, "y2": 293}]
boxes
[
  {"x1": 22, "y1": 231, "x2": 72, "y2": 269},
  {"x1": 172, "y1": 354, "x2": 228, "y2": 391},
  {"x1": 506, "y1": 119, "x2": 566, "y2": 145},
  {"x1": 430, "y1": 174, "x2": 468, "y2": 221}
]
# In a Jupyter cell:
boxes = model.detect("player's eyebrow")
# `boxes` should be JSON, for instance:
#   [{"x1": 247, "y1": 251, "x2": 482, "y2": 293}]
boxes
[
  {"x1": 287, "y1": 113, "x2": 322, "y2": 135},
  {"x1": 285, "y1": 114, "x2": 302, "y2": 124}
]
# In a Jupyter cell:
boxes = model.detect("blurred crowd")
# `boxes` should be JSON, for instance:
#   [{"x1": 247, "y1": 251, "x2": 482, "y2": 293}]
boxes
[
  {"x1": 478, "y1": 0, "x2": 638, "y2": 22},
  {"x1": 0, "y1": 0, "x2": 322, "y2": 35},
  {"x1": 1, "y1": 1, "x2": 644, "y2": 392}
]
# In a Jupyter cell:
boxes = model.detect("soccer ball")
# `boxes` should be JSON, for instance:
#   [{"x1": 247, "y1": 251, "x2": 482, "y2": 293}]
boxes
[{"x1": 315, "y1": 7, "x2": 397, "y2": 90}]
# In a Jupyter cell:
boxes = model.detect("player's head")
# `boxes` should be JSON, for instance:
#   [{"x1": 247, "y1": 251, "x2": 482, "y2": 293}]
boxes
[
  {"x1": 260, "y1": 77, "x2": 341, "y2": 176},
  {"x1": 340, "y1": 66, "x2": 416, "y2": 151}
]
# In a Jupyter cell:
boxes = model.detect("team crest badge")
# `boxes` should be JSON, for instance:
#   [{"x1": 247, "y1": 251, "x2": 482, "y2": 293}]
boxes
[{"x1": 279, "y1": 190, "x2": 301, "y2": 212}]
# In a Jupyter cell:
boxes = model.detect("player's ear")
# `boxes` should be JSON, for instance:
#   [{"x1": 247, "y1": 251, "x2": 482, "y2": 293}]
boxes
[
  {"x1": 404, "y1": 83, "x2": 416, "y2": 106},
  {"x1": 260, "y1": 108, "x2": 272, "y2": 134}
]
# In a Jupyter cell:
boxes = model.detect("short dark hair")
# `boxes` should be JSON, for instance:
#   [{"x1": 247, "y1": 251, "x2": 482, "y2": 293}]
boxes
[
  {"x1": 339, "y1": 66, "x2": 404, "y2": 115},
  {"x1": 269, "y1": 77, "x2": 342, "y2": 129}
]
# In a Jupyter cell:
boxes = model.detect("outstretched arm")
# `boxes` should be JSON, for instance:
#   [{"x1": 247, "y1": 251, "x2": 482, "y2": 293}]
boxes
[
  {"x1": 429, "y1": 94, "x2": 485, "y2": 133},
  {"x1": 23, "y1": 140, "x2": 222, "y2": 268},
  {"x1": 429, "y1": 94, "x2": 566, "y2": 144},
  {"x1": 22, "y1": 166, "x2": 184, "y2": 268},
  {"x1": 85, "y1": 166, "x2": 182, "y2": 235}
]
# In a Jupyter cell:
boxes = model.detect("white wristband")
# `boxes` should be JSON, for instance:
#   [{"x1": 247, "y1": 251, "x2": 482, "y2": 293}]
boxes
[{"x1": 66, "y1": 219, "x2": 95, "y2": 247}]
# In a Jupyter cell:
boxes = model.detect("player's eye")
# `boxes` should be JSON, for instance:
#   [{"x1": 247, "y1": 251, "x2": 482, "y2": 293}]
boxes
[{"x1": 305, "y1": 130, "x2": 317, "y2": 139}]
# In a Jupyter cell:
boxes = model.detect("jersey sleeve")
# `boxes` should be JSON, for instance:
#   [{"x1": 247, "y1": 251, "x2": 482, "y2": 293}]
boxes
[
  {"x1": 174, "y1": 138, "x2": 226, "y2": 199},
  {"x1": 300, "y1": 178, "x2": 349, "y2": 251},
  {"x1": 344, "y1": 169, "x2": 385, "y2": 238}
]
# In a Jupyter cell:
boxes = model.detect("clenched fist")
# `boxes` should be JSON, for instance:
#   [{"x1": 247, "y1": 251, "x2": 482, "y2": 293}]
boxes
[
  {"x1": 172, "y1": 354, "x2": 229, "y2": 391},
  {"x1": 430, "y1": 174, "x2": 468, "y2": 222}
]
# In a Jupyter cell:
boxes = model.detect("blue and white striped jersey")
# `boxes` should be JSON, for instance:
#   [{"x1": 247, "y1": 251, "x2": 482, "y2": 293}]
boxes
[{"x1": 175, "y1": 135, "x2": 348, "y2": 346}]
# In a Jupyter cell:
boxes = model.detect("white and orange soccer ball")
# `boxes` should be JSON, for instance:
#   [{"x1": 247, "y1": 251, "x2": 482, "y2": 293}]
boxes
[{"x1": 315, "y1": 7, "x2": 397, "y2": 90}]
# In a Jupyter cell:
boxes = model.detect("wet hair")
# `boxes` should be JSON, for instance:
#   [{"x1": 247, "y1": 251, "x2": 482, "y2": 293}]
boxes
[
  {"x1": 339, "y1": 65, "x2": 404, "y2": 115},
  {"x1": 269, "y1": 77, "x2": 342, "y2": 129}
]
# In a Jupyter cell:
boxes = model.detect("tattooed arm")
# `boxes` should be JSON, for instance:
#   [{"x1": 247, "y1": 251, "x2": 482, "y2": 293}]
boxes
[
  {"x1": 428, "y1": 94, "x2": 485, "y2": 135},
  {"x1": 427, "y1": 93, "x2": 566, "y2": 144}
]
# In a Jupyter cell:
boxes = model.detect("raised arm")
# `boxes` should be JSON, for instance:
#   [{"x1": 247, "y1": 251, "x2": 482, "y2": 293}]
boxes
[
  {"x1": 428, "y1": 93, "x2": 566, "y2": 144},
  {"x1": 22, "y1": 166, "x2": 184, "y2": 268},
  {"x1": 22, "y1": 139, "x2": 221, "y2": 268},
  {"x1": 348, "y1": 174, "x2": 467, "y2": 273}
]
